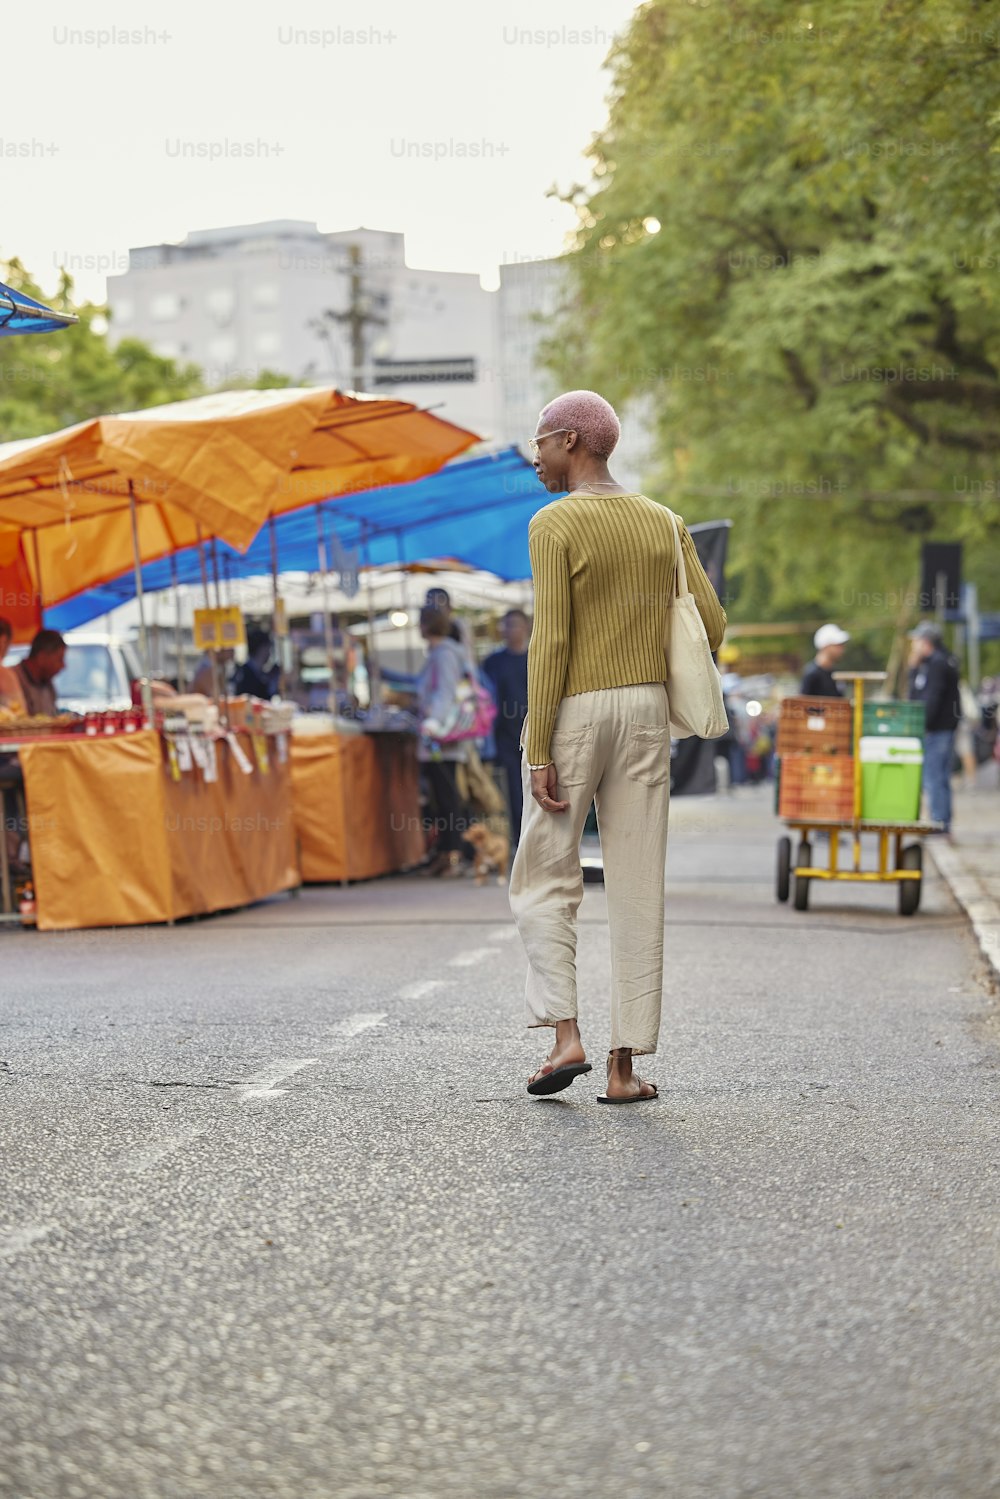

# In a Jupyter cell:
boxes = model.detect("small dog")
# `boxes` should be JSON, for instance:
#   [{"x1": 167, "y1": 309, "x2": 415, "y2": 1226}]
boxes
[{"x1": 464, "y1": 821, "x2": 510, "y2": 886}]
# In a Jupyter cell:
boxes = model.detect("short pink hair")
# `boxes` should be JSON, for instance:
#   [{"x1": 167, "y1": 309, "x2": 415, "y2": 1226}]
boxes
[{"x1": 539, "y1": 389, "x2": 620, "y2": 460}]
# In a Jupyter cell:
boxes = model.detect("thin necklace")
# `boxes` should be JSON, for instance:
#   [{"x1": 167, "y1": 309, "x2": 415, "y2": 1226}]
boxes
[{"x1": 576, "y1": 480, "x2": 629, "y2": 493}]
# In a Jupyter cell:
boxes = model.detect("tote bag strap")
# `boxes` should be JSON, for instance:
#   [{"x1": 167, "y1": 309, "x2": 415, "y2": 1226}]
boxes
[{"x1": 664, "y1": 507, "x2": 690, "y2": 599}]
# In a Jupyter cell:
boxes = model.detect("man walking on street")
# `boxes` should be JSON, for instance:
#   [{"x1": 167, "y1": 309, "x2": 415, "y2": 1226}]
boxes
[
  {"x1": 800, "y1": 624, "x2": 849, "y2": 697},
  {"x1": 482, "y1": 609, "x2": 530, "y2": 853},
  {"x1": 908, "y1": 621, "x2": 961, "y2": 834}
]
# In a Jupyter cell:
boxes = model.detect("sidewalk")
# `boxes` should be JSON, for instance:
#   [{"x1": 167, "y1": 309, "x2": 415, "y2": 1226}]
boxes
[{"x1": 926, "y1": 765, "x2": 1000, "y2": 986}]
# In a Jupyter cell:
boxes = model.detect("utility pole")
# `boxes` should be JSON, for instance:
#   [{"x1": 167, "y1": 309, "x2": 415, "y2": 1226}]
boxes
[{"x1": 310, "y1": 242, "x2": 388, "y2": 392}]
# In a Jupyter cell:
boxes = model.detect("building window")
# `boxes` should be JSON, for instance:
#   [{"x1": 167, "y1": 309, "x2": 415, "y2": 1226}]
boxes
[
  {"x1": 206, "y1": 334, "x2": 237, "y2": 364},
  {"x1": 251, "y1": 282, "x2": 279, "y2": 310},
  {"x1": 205, "y1": 287, "x2": 236, "y2": 321},
  {"x1": 150, "y1": 292, "x2": 180, "y2": 321},
  {"x1": 113, "y1": 298, "x2": 133, "y2": 325},
  {"x1": 255, "y1": 331, "x2": 281, "y2": 358},
  {"x1": 153, "y1": 340, "x2": 180, "y2": 359}
]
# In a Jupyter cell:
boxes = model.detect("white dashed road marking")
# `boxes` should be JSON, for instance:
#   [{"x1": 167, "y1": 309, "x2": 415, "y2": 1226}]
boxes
[
  {"x1": 0, "y1": 1223, "x2": 58, "y2": 1258},
  {"x1": 448, "y1": 949, "x2": 497, "y2": 968},
  {"x1": 238, "y1": 1057, "x2": 321, "y2": 1101},
  {"x1": 398, "y1": 980, "x2": 451, "y2": 999},
  {"x1": 122, "y1": 1127, "x2": 207, "y2": 1172},
  {"x1": 324, "y1": 1012, "x2": 387, "y2": 1040}
]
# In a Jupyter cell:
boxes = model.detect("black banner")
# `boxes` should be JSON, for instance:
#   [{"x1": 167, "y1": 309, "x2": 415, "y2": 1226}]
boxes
[
  {"x1": 687, "y1": 519, "x2": 732, "y2": 607},
  {"x1": 673, "y1": 519, "x2": 732, "y2": 796}
]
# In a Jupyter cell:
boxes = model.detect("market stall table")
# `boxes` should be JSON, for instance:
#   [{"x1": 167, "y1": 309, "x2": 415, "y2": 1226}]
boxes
[
  {"x1": 289, "y1": 730, "x2": 425, "y2": 883},
  {"x1": 14, "y1": 728, "x2": 298, "y2": 929}
]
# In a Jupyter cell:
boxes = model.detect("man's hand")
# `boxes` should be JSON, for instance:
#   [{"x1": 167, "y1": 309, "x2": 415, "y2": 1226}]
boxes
[{"x1": 530, "y1": 763, "x2": 569, "y2": 814}]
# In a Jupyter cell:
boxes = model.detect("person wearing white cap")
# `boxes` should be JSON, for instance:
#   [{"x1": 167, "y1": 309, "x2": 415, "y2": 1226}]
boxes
[{"x1": 800, "y1": 623, "x2": 850, "y2": 697}]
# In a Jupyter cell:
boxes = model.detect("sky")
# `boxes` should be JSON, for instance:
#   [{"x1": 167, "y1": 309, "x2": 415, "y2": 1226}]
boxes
[{"x1": 5, "y1": 0, "x2": 643, "y2": 305}]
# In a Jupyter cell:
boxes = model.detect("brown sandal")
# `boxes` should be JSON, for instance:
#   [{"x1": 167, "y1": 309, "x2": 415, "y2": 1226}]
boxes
[
  {"x1": 597, "y1": 1050, "x2": 659, "y2": 1104},
  {"x1": 527, "y1": 1060, "x2": 593, "y2": 1096}
]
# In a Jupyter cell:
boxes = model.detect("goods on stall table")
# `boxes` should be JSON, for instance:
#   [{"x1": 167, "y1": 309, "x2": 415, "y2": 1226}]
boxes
[
  {"x1": 0, "y1": 709, "x2": 79, "y2": 736},
  {"x1": 164, "y1": 694, "x2": 219, "y2": 727},
  {"x1": 84, "y1": 709, "x2": 147, "y2": 736},
  {"x1": 260, "y1": 700, "x2": 296, "y2": 734}
]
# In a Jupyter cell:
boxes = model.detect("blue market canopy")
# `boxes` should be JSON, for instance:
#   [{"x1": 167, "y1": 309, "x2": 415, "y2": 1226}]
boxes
[
  {"x1": 0, "y1": 281, "x2": 79, "y2": 336},
  {"x1": 48, "y1": 447, "x2": 544, "y2": 631}
]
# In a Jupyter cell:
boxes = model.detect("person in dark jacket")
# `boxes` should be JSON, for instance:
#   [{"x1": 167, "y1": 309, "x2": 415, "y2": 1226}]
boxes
[
  {"x1": 908, "y1": 621, "x2": 961, "y2": 833},
  {"x1": 232, "y1": 629, "x2": 279, "y2": 701},
  {"x1": 481, "y1": 609, "x2": 531, "y2": 850},
  {"x1": 800, "y1": 623, "x2": 849, "y2": 697}
]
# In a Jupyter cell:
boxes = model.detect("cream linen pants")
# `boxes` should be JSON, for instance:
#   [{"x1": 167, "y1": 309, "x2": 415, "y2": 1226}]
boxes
[{"x1": 508, "y1": 683, "x2": 671, "y2": 1055}]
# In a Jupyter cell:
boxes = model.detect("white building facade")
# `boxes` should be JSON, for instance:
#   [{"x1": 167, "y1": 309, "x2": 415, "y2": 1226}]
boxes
[
  {"x1": 107, "y1": 223, "x2": 653, "y2": 491},
  {"x1": 107, "y1": 221, "x2": 502, "y2": 441}
]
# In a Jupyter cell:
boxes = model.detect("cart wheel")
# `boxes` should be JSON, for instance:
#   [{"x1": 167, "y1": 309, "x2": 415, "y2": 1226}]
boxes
[
  {"x1": 793, "y1": 839, "x2": 811, "y2": 910},
  {"x1": 898, "y1": 843, "x2": 922, "y2": 916},
  {"x1": 776, "y1": 836, "x2": 791, "y2": 902}
]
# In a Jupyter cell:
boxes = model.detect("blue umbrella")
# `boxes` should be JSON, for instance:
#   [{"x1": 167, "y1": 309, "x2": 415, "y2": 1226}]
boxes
[{"x1": 0, "y1": 279, "x2": 78, "y2": 336}]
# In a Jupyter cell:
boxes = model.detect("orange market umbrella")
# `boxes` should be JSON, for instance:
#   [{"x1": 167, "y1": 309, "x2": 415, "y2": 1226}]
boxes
[{"x1": 0, "y1": 386, "x2": 480, "y2": 610}]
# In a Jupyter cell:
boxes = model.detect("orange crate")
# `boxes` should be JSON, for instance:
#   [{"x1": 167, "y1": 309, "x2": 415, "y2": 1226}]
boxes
[
  {"x1": 778, "y1": 754, "x2": 855, "y2": 821},
  {"x1": 776, "y1": 696, "x2": 854, "y2": 757}
]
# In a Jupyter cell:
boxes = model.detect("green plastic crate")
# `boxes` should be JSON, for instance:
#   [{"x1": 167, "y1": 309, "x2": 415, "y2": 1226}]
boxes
[{"x1": 862, "y1": 700, "x2": 925, "y2": 740}]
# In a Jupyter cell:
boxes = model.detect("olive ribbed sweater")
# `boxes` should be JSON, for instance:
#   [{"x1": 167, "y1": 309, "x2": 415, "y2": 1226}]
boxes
[{"x1": 525, "y1": 493, "x2": 728, "y2": 765}]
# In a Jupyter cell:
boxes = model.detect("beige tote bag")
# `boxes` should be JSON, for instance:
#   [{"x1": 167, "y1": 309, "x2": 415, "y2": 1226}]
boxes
[{"x1": 663, "y1": 509, "x2": 729, "y2": 740}]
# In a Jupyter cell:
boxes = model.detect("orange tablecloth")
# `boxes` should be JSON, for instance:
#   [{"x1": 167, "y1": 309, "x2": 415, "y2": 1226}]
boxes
[
  {"x1": 289, "y1": 732, "x2": 425, "y2": 882},
  {"x1": 19, "y1": 729, "x2": 298, "y2": 929}
]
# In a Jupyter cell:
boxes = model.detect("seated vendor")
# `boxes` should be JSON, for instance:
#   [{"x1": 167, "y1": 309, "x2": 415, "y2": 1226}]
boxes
[
  {"x1": 12, "y1": 629, "x2": 66, "y2": 716},
  {"x1": 0, "y1": 616, "x2": 26, "y2": 712}
]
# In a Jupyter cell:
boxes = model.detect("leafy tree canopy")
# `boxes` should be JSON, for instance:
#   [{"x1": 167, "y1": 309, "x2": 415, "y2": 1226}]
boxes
[{"x1": 545, "y1": 0, "x2": 1000, "y2": 643}]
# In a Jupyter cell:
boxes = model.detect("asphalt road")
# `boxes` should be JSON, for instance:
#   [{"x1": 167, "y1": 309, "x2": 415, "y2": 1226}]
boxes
[{"x1": 2, "y1": 787, "x2": 998, "y2": 1499}]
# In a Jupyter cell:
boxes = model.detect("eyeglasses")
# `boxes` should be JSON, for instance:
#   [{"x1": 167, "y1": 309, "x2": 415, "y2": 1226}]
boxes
[{"x1": 527, "y1": 428, "x2": 572, "y2": 459}]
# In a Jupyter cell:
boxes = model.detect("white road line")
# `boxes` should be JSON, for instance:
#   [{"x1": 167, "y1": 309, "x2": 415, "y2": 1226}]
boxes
[
  {"x1": 238, "y1": 1056, "x2": 320, "y2": 1101},
  {"x1": 0, "y1": 1223, "x2": 58, "y2": 1258},
  {"x1": 489, "y1": 928, "x2": 518, "y2": 942},
  {"x1": 398, "y1": 980, "x2": 451, "y2": 999},
  {"x1": 324, "y1": 1012, "x2": 387, "y2": 1040},
  {"x1": 448, "y1": 949, "x2": 496, "y2": 968},
  {"x1": 238, "y1": 1013, "x2": 389, "y2": 1099},
  {"x1": 122, "y1": 1127, "x2": 207, "y2": 1173}
]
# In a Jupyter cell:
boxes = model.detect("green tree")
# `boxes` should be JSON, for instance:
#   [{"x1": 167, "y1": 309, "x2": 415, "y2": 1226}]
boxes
[{"x1": 545, "y1": 0, "x2": 1000, "y2": 649}]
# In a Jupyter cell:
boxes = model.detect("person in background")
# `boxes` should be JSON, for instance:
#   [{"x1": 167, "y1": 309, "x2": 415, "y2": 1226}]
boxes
[
  {"x1": 908, "y1": 621, "x2": 961, "y2": 834},
  {"x1": 955, "y1": 679, "x2": 981, "y2": 788},
  {"x1": 425, "y1": 587, "x2": 477, "y2": 673},
  {"x1": 800, "y1": 624, "x2": 850, "y2": 696},
  {"x1": 0, "y1": 617, "x2": 26, "y2": 712},
  {"x1": 13, "y1": 630, "x2": 66, "y2": 716},
  {"x1": 233, "y1": 628, "x2": 279, "y2": 701},
  {"x1": 482, "y1": 609, "x2": 531, "y2": 850},
  {"x1": 189, "y1": 647, "x2": 234, "y2": 698},
  {"x1": 417, "y1": 605, "x2": 471, "y2": 878}
]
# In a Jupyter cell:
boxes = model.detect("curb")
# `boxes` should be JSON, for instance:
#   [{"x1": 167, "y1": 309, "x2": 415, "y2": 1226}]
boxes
[{"x1": 927, "y1": 839, "x2": 1000, "y2": 987}]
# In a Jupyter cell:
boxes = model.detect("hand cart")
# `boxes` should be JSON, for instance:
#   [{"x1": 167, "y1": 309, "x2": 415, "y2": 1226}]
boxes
[{"x1": 774, "y1": 672, "x2": 940, "y2": 916}]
